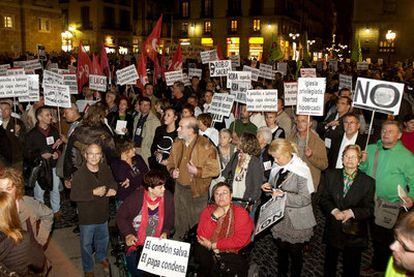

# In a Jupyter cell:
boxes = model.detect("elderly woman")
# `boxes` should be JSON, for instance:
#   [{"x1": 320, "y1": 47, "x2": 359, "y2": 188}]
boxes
[
  {"x1": 218, "y1": 129, "x2": 236, "y2": 170},
  {"x1": 261, "y1": 139, "x2": 316, "y2": 277},
  {"x1": 256, "y1": 126, "x2": 275, "y2": 181},
  {"x1": 319, "y1": 145, "x2": 375, "y2": 277},
  {"x1": 222, "y1": 132, "x2": 265, "y2": 206},
  {"x1": 116, "y1": 170, "x2": 174, "y2": 277},
  {"x1": 265, "y1": 112, "x2": 286, "y2": 140},
  {"x1": 0, "y1": 167, "x2": 53, "y2": 246},
  {"x1": 111, "y1": 141, "x2": 149, "y2": 204},
  {"x1": 195, "y1": 182, "x2": 254, "y2": 277}
]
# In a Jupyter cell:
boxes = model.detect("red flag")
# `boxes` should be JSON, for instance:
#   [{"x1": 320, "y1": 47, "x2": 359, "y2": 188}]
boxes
[
  {"x1": 77, "y1": 42, "x2": 92, "y2": 93},
  {"x1": 91, "y1": 54, "x2": 103, "y2": 75},
  {"x1": 168, "y1": 43, "x2": 182, "y2": 71},
  {"x1": 100, "y1": 44, "x2": 110, "y2": 78},
  {"x1": 136, "y1": 50, "x2": 148, "y2": 90},
  {"x1": 217, "y1": 43, "x2": 224, "y2": 60},
  {"x1": 143, "y1": 14, "x2": 163, "y2": 62}
]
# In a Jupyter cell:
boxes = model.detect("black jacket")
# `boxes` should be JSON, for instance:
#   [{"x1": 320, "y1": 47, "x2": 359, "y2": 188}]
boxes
[
  {"x1": 319, "y1": 169, "x2": 375, "y2": 249},
  {"x1": 327, "y1": 132, "x2": 367, "y2": 169}
]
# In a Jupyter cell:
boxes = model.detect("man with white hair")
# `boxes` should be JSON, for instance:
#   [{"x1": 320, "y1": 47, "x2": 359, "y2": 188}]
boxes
[{"x1": 256, "y1": 126, "x2": 274, "y2": 181}]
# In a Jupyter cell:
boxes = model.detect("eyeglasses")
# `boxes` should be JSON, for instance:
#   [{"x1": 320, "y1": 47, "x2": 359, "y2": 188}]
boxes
[{"x1": 394, "y1": 235, "x2": 414, "y2": 253}]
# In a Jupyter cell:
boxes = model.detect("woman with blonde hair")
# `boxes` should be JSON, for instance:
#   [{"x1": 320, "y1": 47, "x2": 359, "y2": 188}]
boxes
[
  {"x1": 0, "y1": 191, "x2": 45, "y2": 275},
  {"x1": 261, "y1": 138, "x2": 316, "y2": 277}
]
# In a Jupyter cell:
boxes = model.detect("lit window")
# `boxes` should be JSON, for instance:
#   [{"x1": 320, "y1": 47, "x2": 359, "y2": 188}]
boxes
[
  {"x1": 204, "y1": 21, "x2": 211, "y2": 33},
  {"x1": 231, "y1": 20, "x2": 237, "y2": 32},
  {"x1": 4, "y1": 16, "x2": 13, "y2": 28},
  {"x1": 253, "y1": 19, "x2": 260, "y2": 31},
  {"x1": 38, "y1": 18, "x2": 51, "y2": 32}
]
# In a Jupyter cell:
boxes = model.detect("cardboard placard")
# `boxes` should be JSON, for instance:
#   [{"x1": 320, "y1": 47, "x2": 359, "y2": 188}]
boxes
[
  {"x1": 243, "y1": 65, "x2": 260, "y2": 82},
  {"x1": 164, "y1": 70, "x2": 183, "y2": 86},
  {"x1": 47, "y1": 63, "x2": 58, "y2": 70},
  {"x1": 0, "y1": 75, "x2": 28, "y2": 98},
  {"x1": 210, "y1": 94, "x2": 235, "y2": 117},
  {"x1": 277, "y1": 62, "x2": 288, "y2": 76},
  {"x1": 44, "y1": 84, "x2": 71, "y2": 108},
  {"x1": 231, "y1": 81, "x2": 249, "y2": 104},
  {"x1": 43, "y1": 70, "x2": 63, "y2": 87},
  {"x1": 356, "y1": 62, "x2": 369, "y2": 71},
  {"x1": 226, "y1": 71, "x2": 251, "y2": 88},
  {"x1": 255, "y1": 195, "x2": 286, "y2": 235},
  {"x1": 300, "y1": 68, "x2": 317, "y2": 78},
  {"x1": 296, "y1": 78, "x2": 326, "y2": 116},
  {"x1": 138, "y1": 237, "x2": 190, "y2": 277},
  {"x1": 63, "y1": 74, "x2": 78, "y2": 95},
  {"x1": 89, "y1": 74, "x2": 107, "y2": 92},
  {"x1": 0, "y1": 64, "x2": 11, "y2": 75},
  {"x1": 58, "y1": 69, "x2": 70, "y2": 74},
  {"x1": 259, "y1": 63, "x2": 275, "y2": 80},
  {"x1": 246, "y1": 89, "x2": 278, "y2": 112},
  {"x1": 353, "y1": 77, "x2": 404, "y2": 115},
  {"x1": 209, "y1": 60, "x2": 231, "y2": 77},
  {"x1": 339, "y1": 74, "x2": 353, "y2": 90},
  {"x1": 13, "y1": 61, "x2": 26, "y2": 68},
  {"x1": 200, "y1": 50, "x2": 218, "y2": 64},
  {"x1": 116, "y1": 64, "x2": 139, "y2": 85},
  {"x1": 188, "y1": 68, "x2": 202, "y2": 79},
  {"x1": 6, "y1": 68, "x2": 25, "y2": 76},
  {"x1": 181, "y1": 73, "x2": 191, "y2": 86},
  {"x1": 19, "y1": 74, "x2": 40, "y2": 102},
  {"x1": 24, "y1": 59, "x2": 42, "y2": 71},
  {"x1": 284, "y1": 82, "x2": 298, "y2": 106},
  {"x1": 229, "y1": 55, "x2": 240, "y2": 69}
]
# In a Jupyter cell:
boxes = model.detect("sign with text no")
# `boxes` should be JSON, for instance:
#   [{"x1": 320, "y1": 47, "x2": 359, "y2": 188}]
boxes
[{"x1": 255, "y1": 195, "x2": 286, "y2": 235}]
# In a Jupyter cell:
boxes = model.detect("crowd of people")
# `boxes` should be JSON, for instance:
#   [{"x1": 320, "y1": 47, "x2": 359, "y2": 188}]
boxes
[{"x1": 0, "y1": 53, "x2": 414, "y2": 277}]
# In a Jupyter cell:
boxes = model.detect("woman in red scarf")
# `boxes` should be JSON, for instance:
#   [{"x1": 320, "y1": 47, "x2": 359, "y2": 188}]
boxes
[
  {"x1": 116, "y1": 170, "x2": 174, "y2": 277},
  {"x1": 195, "y1": 182, "x2": 254, "y2": 277}
]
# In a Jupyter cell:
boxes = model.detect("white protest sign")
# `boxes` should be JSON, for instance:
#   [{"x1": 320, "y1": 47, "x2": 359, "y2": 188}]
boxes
[
  {"x1": 255, "y1": 195, "x2": 286, "y2": 235},
  {"x1": 357, "y1": 62, "x2": 369, "y2": 71},
  {"x1": 44, "y1": 84, "x2": 71, "y2": 108},
  {"x1": 138, "y1": 237, "x2": 190, "y2": 277},
  {"x1": 0, "y1": 76, "x2": 28, "y2": 98},
  {"x1": 43, "y1": 70, "x2": 63, "y2": 86},
  {"x1": 229, "y1": 55, "x2": 240, "y2": 69},
  {"x1": 13, "y1": 61, "x2": 26, "y2": 68},
  {"x1": 63, "y1": 74, "x2": 78, "y2": 94},
  {"x1": 0, "y1": 64, "x2": 11, "y2": 75},
  {"x1": 231, "y1": 81, "x2": 249, "y2": 104},
  {"x1": 58, "y1": 69, "x2": 70, "y2": 74},
  {"x1": 25, "y1": 59, "x2": 42, "y2": 71},
  {"x1": 277, "y1": 62, "x2": 288, "y2": 76},
  {"x1": 353, "y1": 77, "x2": 404, "y2": 115},
  {"x1": 209, "y1": 60, "x2": 231, "y2": 77},
  {"x1": 328, "y1": 60, "x2": 338, "y2": 72},
  {"x1": 212, "y1": 114, "x2": 223, "y2": 123},
  {"x1": 243, "y1": 65, "x2": 260, "y2": 81},
  {"x1": 89, "y1": 74, "x2": 107, "y2": 92},
  {"x1": 210, "y1": 94, "x2": 235, "y2": 117},
  {"x1": 6, "y1": 68, "x2": 25, "y2": 76},
  {"x1": 297, "y1": 78, "x2": 326, "y2": 116},
  {"x1": 259, "y1": 63, "x2": 275, "y2": 80},
  {"x1": 188, "y1": 68, "x2": 202, "y2": 79},
  {"x1": 339, "y1": 74, "x2": 353, "y2": 90},
  {"x1": 116, "y1": 64, "x2": 138, "y2": 85},
  {"x1": 164, "y1": 70, "x2": 183, "y2": 86},
  {"x1": 19, "y1": 74, "x2": 39, "y2": 102},
  {"x1": 200, "y1": 50, "x2": 218, "y2": 64},
  {"x1": 300, "y1": 68, "x2": 317, "y2": 78},
  {"x1": 47, "y1": 63, "x2": 58, "y2": 70},
  {"x1": 182, "y1": 73, "x2": 191, "y2": 86},
  {"x1": 246, "y1": 89, "x2": 278, "y2": 112},
  {"x1": 284, "y1": 82, "x2": 298, "y2": 106},
  {"x1": 226, "y1": 71, "x2": 251, "y2": 88}
]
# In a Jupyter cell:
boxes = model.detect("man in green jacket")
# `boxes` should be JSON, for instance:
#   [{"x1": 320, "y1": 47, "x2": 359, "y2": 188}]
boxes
[{"x1": 360, "y1": 120, "x2": 414, "y2": 274}]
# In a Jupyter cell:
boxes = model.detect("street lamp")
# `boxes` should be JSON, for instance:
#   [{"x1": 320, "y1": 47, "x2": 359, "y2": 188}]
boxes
[
  {"x1": 289, "y1": 33, "x2": 300, "y2": 40},
  {"x1": 385, "y1": 30, "x2": 396, "y2": 64}
]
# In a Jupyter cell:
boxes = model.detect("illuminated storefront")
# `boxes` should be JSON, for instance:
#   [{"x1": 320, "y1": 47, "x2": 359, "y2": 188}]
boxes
[
  {"x1": 248, "y1": 37, "x2": 264, "y2": 60},
  {"x1": 201, "y1": 38, "x2": 214, "y2": 48},
  {"x1": 226, "y1": 37, "x2": 239, "y2": 56}
]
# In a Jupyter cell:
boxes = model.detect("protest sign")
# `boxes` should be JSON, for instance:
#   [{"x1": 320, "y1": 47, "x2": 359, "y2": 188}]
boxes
[
  {"x1": 297, "y1": 78, "x2": 326, "y2": 116},
  {"x1": 356, "y1": 62, "x2": 369, "y2": 71},
  {"x1": 209, "y1": 60, "x2": 231, "y2": 77},
  {"x1": 13, "y1": 61, "x2": 26, "y2": 68},
  {"x1": 138, "y1": 237, "x2": 190, "y2": 277},
  {"x1": 24, "y1": 59, "x2": 42, "y2": 71},
  {"x1": 246, "y1": 89, "x2": 278, "y2": 112},
  {"x1": 19, "y1": 74, "x2": 39, "y2": 102},
  {"x1": 210, "y1": 94, "x2": 235, "y2": 117},
  {"x1": 47, "y1": 63, "x2": 58, "y2": 70},
  {"x1": 339, "y1": 74, "x2": 353, "y2": 90},
  {"x1": 259, "y1": 63, "x2": 275, "y2": 80},
  {"x1": 6, "y1": 68, "x2": 25, "y2": 76},
  {"x1": 43, "y1": 70, "x2": 63, "y2": 86},
  {"x1": 89, "y1": 74, "x2": 107, "y2": 92},
  {"x1": 76, "y1": 99, "x2": 98, "y2": 113},
  {"x1": 243, "y1": 65, "x2": 260, "y2": 81},
  {"x1": 44, "y1": 84, "x2": 71, "y2": 108},
  {"x1": 58, "y1": 69, "x2": 70, "y2": 74},
  {"x1": 353, "y1": 77, "x2": 404, "y2": 115},
  {"x1": 231, "y1": 81, "x2": 250, "y2": 104},
  {"x1": 181, "y1": 73, "x2": 191, "y2": 86},
  {"x1": 229, "y1": 55, "x2": 240, "y2": 69},
  {"x1": 277, "y1": 62, "x2": 288, "y2": 76},
  {"x1": 300, "y1": 68, "x2": 317, "y2": 78},
  {"x1": 226, "y1": 71, "x2": 251, "y2": 88},
  {"x1": 0, "y1": 76, "x2": 28, "y2": 98},
  {"x1": 200, "y1": 50, "x2": 218, "y2": 64},
  {"x1": 0, "y1": 64, "x2": 11, "y2": 75},
  {"x1": 164, "y1": 70, "x2": 183, "y2": 86},
  {"x1": 328, "y1": 60, "x2": 338, "y2": 72},
  {"x1": 63, "y1": 74, "x2": 78, "y2": 94},
  {"x1": 116, "y1": 64, "x2": 138, "y2": 85},
  {"x1": 188, "y1": 68, "x2": 202, "y2": 79},
  {"x1": 212, "y1": 114, "x2": 223, "y2": 123},
  {"x1": 284, "y1": 82, "x2": 298, "y2": 106},
  {"x1": 255, "y1": 195, "x2": 286, "y2": 235}
]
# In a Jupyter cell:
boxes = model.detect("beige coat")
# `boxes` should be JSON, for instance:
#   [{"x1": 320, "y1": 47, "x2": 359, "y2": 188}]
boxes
[{"x1": 133, "y1": 111, "x2": 161, "y2": 165}]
